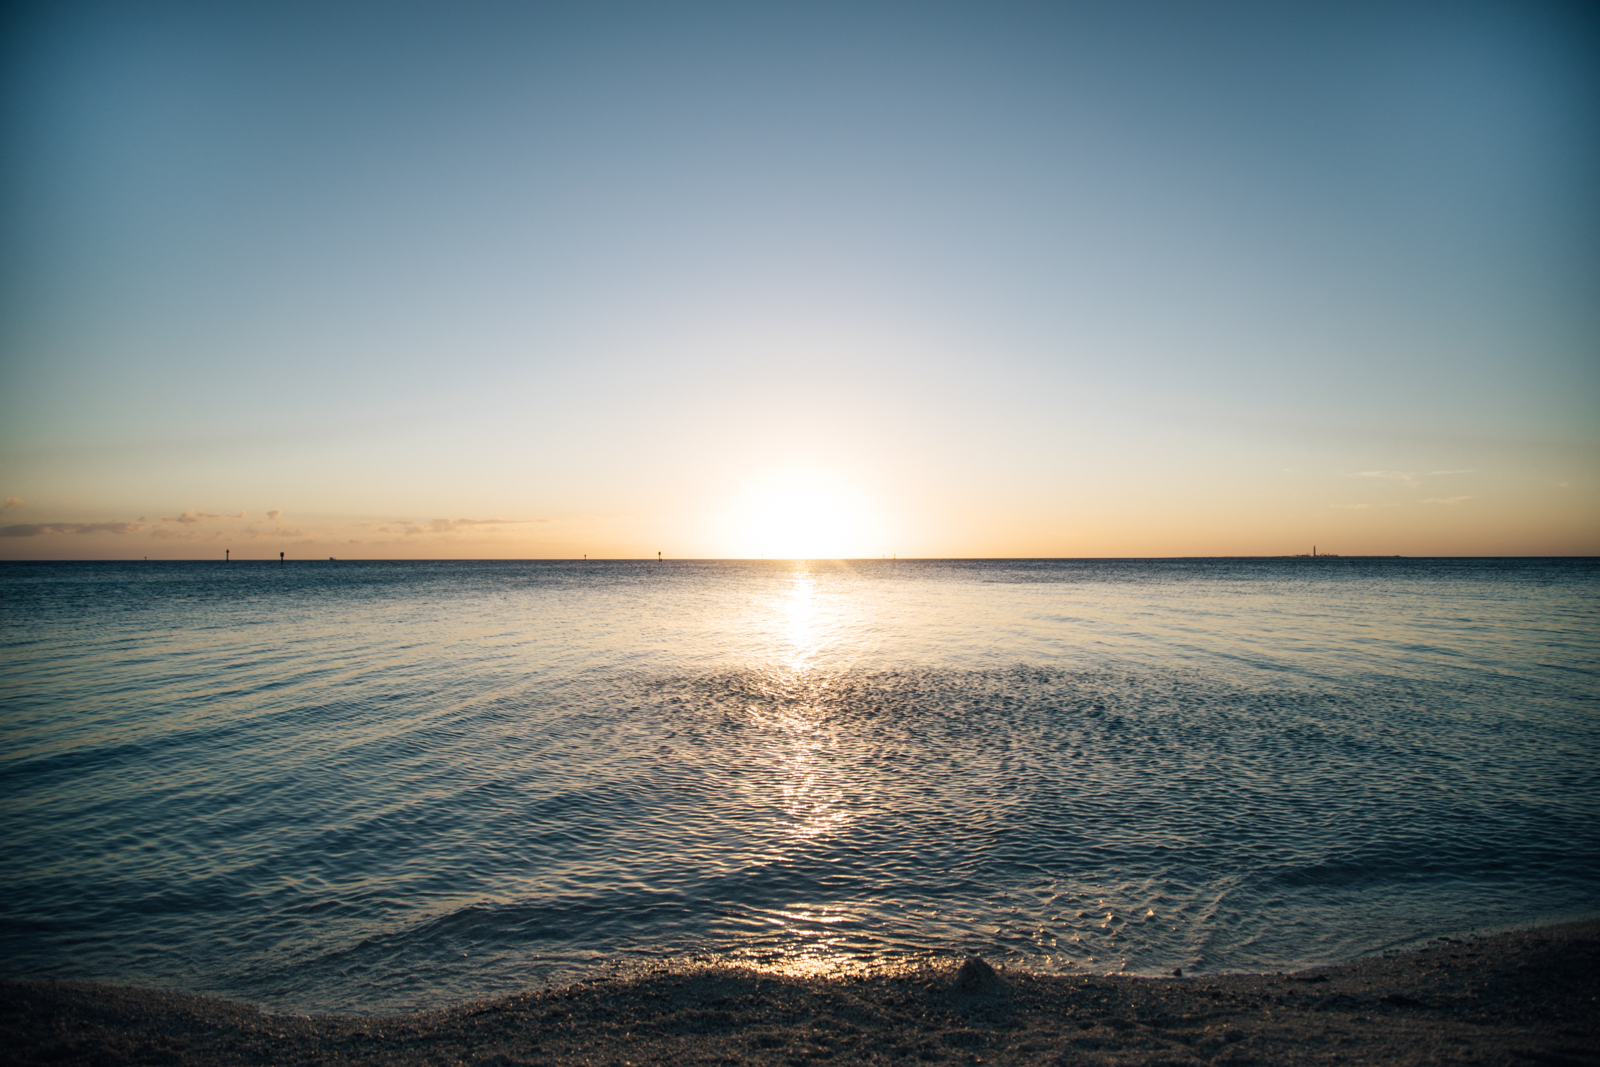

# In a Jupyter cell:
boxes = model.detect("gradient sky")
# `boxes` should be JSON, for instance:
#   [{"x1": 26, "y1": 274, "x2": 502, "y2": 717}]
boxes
[{"x1": 3, "y1": 0, "x2": 1596, "y2": 559}]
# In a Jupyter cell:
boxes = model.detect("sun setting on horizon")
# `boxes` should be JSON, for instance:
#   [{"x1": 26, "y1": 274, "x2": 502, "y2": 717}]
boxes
[{"x1": 716, "y1": 470, "x2": 890, "y2": 560}]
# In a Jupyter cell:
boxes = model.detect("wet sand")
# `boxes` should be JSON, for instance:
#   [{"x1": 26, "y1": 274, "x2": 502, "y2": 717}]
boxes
[{"x1": 4, "y1": 919, "x2": 1596, "y2": 1065}]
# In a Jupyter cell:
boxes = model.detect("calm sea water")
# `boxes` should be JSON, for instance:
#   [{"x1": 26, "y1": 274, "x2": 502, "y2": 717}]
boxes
[{"x1": 2, "y1": 558, "x2": 1596, "y2": 1013}]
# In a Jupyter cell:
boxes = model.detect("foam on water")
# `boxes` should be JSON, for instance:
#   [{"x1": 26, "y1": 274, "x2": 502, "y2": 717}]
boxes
[{"x1": 1, "y1": 558, "x2": 1596, "y2": 1013}]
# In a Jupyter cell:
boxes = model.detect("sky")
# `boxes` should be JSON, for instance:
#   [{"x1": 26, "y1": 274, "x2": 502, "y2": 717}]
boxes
[{"x1": 2, "y1": 0, "x2": 1596, "y2": 559}]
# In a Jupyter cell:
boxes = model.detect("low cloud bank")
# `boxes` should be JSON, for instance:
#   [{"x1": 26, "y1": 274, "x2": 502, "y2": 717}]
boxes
[{"x1": 3, "y1": 521, "x2": 147, "y2": 537}]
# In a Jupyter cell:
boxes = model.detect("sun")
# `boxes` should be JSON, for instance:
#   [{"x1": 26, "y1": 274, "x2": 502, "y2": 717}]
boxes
[{"x1": 721, "y1": 470, "x2": 881, "y2": 559}]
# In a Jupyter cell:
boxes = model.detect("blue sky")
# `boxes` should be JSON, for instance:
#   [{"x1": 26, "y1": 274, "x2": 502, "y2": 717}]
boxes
[{"x1": 2, "y1": 1, "x2": 1595, "y2": 557}]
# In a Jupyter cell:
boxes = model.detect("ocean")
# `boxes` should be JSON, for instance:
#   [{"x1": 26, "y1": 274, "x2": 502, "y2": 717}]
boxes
[{"x1": 1, "y1": 558, "x2": 1596, "y2": 1014}]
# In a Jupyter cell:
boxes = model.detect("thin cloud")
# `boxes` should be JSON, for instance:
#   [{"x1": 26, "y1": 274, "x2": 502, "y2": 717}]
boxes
[
  {"x1": 1355, "y1": 470, "x2": 1472, "y2": 485},
  {"x1": 377, "y1": 518, "x2": 546, "y2": 535},
  {"x1": 267, "y1": 509, "x2": 282, "y2": 520},
  {"x1": 430, "y1": 518, "x2": 520, "y2": 532},
  {"x1": 1423, "y1": 496, "x2": 1472, "y2": 505},
  {"x1": 3, "y1": 497, "x2": 25, "y2": 510},
  {"x1": 2, "y1": 521, "x2": 147, "y2": 537},
  {"x1": 162, "y1": 509, "x2": 247, "y2": 525}
]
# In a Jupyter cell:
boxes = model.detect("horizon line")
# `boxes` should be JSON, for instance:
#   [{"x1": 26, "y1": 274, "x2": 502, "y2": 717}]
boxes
[{"x1": 6, "y1": 555, "x2": 1599, "y2": 563}]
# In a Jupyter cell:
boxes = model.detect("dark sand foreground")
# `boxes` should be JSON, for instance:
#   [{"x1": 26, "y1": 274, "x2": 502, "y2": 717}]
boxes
[{"x1": 5, "y1": 920, "x2": 1596, "y2": 1066}]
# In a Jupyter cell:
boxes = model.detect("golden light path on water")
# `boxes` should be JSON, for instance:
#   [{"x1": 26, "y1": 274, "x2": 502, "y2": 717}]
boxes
[{"x1": 750, "y1": 566, "x2": 867, "y2": 978}]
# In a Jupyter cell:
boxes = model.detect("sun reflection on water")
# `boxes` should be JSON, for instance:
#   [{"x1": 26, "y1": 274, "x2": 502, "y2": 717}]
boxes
[
  {"x1": 779, "y1": 568, "x2": 820, "y2": 672},
  {"x1": 746, "y1": 566, "x2": 863, "y2": 974},
  {"x1": 764, "y1": 568, "x2": 847, "y2": 839}
]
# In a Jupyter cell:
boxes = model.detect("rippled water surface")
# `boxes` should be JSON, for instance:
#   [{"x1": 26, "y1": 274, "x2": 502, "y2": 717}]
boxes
[{"x1": 2, "y1": 558, "x2": 1597, "y2": 1013}]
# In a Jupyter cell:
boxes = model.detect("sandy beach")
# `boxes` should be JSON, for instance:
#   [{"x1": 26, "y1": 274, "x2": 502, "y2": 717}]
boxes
[{"x1": 4, "y1": 919, "x2": 1595, "y2": 1065}]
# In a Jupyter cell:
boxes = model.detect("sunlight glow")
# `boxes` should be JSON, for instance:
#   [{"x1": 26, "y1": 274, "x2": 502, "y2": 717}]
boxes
[{"x1": 720, "y1": 470, "x2": 884, "y2": 559}]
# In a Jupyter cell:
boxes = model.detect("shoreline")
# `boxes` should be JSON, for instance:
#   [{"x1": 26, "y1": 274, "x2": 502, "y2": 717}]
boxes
[{"x1": 4, "y1": 920, "x2": 1597, "y2": 1065}]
